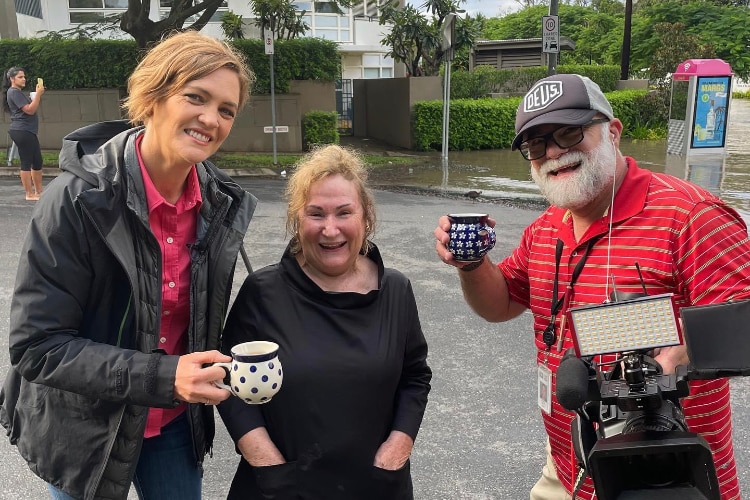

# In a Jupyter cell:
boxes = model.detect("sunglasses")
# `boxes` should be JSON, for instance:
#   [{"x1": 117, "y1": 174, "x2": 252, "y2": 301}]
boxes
[{"x1": 519, "y1": 118, "x2": 610, "y2": 161}]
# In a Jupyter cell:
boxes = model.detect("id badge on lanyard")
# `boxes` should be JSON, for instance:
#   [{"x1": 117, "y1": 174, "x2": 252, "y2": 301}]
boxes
[{"x1": 537, "y1": 238, "x2": 597, "y2": 415}]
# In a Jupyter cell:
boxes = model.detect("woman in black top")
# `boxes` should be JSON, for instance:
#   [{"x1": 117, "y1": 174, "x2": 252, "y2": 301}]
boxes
[
  {"x1": 2, "y1": 67, "x2": 45, "y2": 200},
  {"x1": 218, "y1": 145, "x2": 432, "y2": 500}
]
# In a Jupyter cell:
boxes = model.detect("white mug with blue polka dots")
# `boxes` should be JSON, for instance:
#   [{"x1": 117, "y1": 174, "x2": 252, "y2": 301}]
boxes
[
  {"x1": 447, "y1": 213, "x2": 496, "y2": 262},
  {"x1": 215, "y1": 341, "x2": 283, "y2": 404}
]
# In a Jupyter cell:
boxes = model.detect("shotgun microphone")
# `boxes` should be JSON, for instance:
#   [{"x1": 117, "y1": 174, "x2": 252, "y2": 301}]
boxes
[{"x1": 556, "y1": 349, "x2": 592, "y2": 411}]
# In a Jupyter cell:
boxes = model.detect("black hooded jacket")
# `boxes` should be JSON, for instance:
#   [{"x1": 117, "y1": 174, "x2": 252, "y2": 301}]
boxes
[{"x1": 0, "y1": 121, "x2": 256, "y2": 499}]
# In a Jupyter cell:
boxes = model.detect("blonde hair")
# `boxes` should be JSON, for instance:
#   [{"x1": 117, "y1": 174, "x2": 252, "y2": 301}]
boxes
[
  {"x1": 122, "y1": 30, "x2": 254, "y2": 125},
  {"x1": 286, "y1": 145, "x2": 376, "y2": 255}
]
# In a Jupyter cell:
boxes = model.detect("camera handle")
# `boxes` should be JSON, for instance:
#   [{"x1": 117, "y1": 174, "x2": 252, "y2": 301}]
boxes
[{"x1": 570, "y1": 402, "x2": 601, "y2": 499}]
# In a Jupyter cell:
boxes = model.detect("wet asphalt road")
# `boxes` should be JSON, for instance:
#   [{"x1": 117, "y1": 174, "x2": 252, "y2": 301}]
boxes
[{"x1": 0, "y1": 176, "x2": 748, "y2": 499}]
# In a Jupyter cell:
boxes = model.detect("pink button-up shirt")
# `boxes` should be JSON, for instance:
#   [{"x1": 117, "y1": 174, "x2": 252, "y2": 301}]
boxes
[{"x1": 136, "y1": 134, "x2": 203, "y2": 438}]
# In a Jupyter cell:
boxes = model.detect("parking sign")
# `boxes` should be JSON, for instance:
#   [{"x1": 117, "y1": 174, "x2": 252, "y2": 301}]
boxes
[{"x1": 542, "y1": 15, "x2": 559, "y2": 54}]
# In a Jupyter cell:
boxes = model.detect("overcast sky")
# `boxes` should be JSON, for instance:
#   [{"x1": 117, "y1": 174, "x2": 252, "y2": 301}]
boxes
[
  {"x1": 407, "y1": 0, "x2": 522, "y2": 18},
  {"x1": 461, "y1": 0, "x2": 521, "y2": 17}
]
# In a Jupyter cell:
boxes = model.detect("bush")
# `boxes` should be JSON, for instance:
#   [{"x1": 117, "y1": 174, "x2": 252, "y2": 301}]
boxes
[
  {"x1": 413, "y1": 89, "x2": 662, "y2": 151},
  {"x1": 0, "y1": 37, "x2": 340, "y2": 93},
  {"x1": 302, "y1": 111, "x2": 339, "y2": 149},
  {"x1": 450, "y1": 64, "x2": 621, "y2": 99}
]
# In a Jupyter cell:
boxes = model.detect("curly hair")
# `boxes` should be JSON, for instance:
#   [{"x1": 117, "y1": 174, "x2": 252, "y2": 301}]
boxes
[{"x1": 285, "y1": 145, "x2": 377, "y2": 255}]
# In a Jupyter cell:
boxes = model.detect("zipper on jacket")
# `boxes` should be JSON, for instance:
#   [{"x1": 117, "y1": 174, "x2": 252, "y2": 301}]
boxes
[{"x1": 117, "y1": 293, "x2": 133, "y2": 347}]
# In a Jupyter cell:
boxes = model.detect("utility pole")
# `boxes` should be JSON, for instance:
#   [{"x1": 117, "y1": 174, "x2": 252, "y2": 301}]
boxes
[
  {"x1": 440, "y1": 13, "x2": 456, "y2": 167},
  {"x1": 0, "y1": 0, "x2": 20, "y2": 39},
  {"x1": 547, "y1": 0, "x2": 559, "y2": 76},
  {"x1": 620, "y1": 0, "x2": 633, "y2": 81}
]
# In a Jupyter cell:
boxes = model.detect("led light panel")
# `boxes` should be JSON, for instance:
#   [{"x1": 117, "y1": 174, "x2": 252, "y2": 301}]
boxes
[{"x1": 568, "y1": 293, "x2": 682, "y2": 357}]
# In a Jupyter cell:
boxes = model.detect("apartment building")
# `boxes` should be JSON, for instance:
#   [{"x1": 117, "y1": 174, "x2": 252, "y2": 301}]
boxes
[
  {"x1": 7, "y1": 0, "x2": 407, "y2": 132},
  {"x1": 9, "y1": 0, "x2": 404, "y2": 80}
]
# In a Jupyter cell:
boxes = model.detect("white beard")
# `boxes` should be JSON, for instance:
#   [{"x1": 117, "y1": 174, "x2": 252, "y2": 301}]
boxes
[{"x1": 531, "y1": 124, "x2": 617, "y2": 210}]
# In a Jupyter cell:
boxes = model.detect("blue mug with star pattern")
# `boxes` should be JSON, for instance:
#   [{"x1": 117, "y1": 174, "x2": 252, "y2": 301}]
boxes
[
  {"x1": 447, "y1": 213, "x2": 496, "y2": 262},
  {"x1": 215, "y1": 341, "x2": 283, "y2": 404}
]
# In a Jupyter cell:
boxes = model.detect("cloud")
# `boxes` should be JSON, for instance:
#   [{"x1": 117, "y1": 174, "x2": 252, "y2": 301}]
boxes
[
  {"x1": 461, "y1": 0, "x2": 520, "y2": 17},
  {"x1": 406, "y1": 0, "x2": 521, "y2": 17}
]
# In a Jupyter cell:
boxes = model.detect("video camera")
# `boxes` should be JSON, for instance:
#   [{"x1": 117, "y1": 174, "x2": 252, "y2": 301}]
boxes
[{"x1": 557, "y1": 292, "x2": 750, "y2": 500}]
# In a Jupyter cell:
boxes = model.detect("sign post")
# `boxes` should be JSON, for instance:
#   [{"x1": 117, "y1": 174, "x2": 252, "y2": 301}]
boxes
[
  {"x1": 440, "y1": 13, "x2": 456, "y2": 167},
  {"x1": 542, "y1": 15, "x2": 559, "y2": 54},
  {"x1": 543, "y1": 1, "x2": 559, "y2": 76},
  {"x1": 265, "y1": 32, "x2": 278, "y2": 164}
]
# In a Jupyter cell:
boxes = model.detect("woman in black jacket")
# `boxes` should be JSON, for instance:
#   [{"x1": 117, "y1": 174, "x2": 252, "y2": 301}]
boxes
[
  {"x1": 0, "y1": 31, "x2": 257, "y2": 500},
  {"x1": 218, "y1": 145, "x2": 432, "y2": 500}
]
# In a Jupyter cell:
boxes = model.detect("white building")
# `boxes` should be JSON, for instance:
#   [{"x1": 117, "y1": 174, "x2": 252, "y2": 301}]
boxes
[{"x1": 8, "y1": 0, "x2": 404, "y2": 80}]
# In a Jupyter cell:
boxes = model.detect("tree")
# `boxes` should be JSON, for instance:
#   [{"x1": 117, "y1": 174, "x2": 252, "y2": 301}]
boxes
[
  {"x1": 250, "y1": 0, "x2": 311, "y2": 41},
  {"x1": 379, "y1": 3, "x2": 431, "y2": 76},
  {"x1": 220, "y1": 10, "x2": 245, "y2": 40},
  {"x1": 120, "y1": 0, "x2": 226, "y2": 48},
  {"x1": 379, "y1": 0, "x2": 478, "y2": 76},
  {"x1": 630, "y1": 0, "x2": 750, "y2": 80},
  {"x1": 479, "y1": 0, "x2": 750, "y2": 80},
  {"x1": 648, "y1": 22, "x2": 715, "y2": 86}
]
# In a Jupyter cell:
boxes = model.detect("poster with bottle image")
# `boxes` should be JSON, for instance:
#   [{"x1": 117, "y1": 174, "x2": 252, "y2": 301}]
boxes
[{"x1": 691, "y1": 76, "x2": 730, "y2": 149}]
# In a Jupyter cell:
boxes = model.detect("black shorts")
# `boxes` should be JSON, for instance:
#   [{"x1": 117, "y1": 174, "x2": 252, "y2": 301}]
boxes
[{"x1": 8, "y1": 130, "x2": 42, "y2": 171}]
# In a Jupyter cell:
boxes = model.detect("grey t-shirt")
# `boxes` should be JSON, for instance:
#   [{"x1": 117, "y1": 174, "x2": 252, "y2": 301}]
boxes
[{"x1": 7, "y1": 87, "x2": 39, "y2": 134}]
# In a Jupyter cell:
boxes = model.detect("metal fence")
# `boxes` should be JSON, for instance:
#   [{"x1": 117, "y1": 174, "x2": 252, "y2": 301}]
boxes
[{"x1": 335, "y1": 79, "x2": 353, "y2": 135}]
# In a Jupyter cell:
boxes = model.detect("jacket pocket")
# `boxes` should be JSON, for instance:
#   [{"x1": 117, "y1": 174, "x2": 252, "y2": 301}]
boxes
[
  {"x1": 17, "y1": 378, "x2": 50, "y2": 409},
  {"x1": 253, "y1": 461, "x2": 298, "y2": 500},
  {"x1": 370, "y1": 459, "x2": 413, "y2": 500}
]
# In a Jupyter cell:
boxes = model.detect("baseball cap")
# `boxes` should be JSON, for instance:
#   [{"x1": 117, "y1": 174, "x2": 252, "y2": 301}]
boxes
[{"x1": 511, "y1": 74, "x2": 614, "y2": 150}]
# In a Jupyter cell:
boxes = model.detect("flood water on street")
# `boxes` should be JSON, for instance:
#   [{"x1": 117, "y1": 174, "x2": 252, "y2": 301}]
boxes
[{"x1": 371, "y1": 98, "x2": 750, "y2": 223}]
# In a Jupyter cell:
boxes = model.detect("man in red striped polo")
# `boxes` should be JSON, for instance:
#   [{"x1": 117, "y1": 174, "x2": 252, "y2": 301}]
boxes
[{"x1": 434, "y1": 73, "x2": 750, "y2": 499}]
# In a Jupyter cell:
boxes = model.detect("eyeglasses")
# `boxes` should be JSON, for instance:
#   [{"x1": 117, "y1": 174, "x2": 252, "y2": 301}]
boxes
[{"x1": 519, "y1": 118, "x2": 610, "y2": 161}]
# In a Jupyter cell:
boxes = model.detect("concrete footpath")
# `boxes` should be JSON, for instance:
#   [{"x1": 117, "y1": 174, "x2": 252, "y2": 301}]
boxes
[{"x1": 0, "y1": 177, "x2": 748, "y2": 499}]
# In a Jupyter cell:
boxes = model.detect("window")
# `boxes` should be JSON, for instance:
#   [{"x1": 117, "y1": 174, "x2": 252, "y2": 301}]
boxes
[
  {"x1": 16, "y1": 0, "x2": 42, "y2": 18},
  {"x1": 352, "y1": 0, "x2": 384, "y2": 19},
  {"x1": 314, "y1": 1, "x2": 339, "y2": 14},
  {"x1": 293, "y1": 1, "x2": 312, "y2": 11},
  {"x1": 344, "y1": 53, "x2": 394, "y2": 79},
  {"x1": 68, "y1": 0, "x2": 128, "y2": 24},
  {"x1": 303, "y1": 1, "x2": 350, "y2": 42},
  {"x1": 69, "y1": 0, "x2": 101, "y2": 7},
  {"x1": 158, "y1": 1, "x2": 228, "y2": 23}
]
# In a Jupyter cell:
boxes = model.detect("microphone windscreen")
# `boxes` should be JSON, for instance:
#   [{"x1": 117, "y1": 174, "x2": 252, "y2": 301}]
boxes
[{"x1": 556, "y1": 354, "x2": 590, "y2": 411}]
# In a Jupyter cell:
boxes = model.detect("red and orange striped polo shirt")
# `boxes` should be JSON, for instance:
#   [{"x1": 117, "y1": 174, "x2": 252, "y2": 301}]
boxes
[{"x1": 499, "y1": 157, "x2": 750, "y2": 499}]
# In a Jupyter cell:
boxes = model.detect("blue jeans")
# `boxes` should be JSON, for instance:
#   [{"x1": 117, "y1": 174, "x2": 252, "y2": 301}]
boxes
[{"x1": 48, "y1": 412, "x2": 201, "y2": 500}]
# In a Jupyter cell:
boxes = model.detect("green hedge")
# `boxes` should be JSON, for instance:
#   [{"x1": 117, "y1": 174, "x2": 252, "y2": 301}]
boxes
[
  {"x1": 413, "y1": 89, "x2": 664, "y2": 151},
  {"x1": 0, "y1": 37, "x2": 340, "y2": 94},
  {"x1": 451, "y1": 64, "x2": 621, "y2": 99},
  {"x1": 0, "y1": 39, "x2": 137, "y2": 90},
  {"x1": 233, "y1": 38, "x2": 340, "y2": 94},
  {"x1": 302, "y1": 111, "x2": 339, "y2": 149}
]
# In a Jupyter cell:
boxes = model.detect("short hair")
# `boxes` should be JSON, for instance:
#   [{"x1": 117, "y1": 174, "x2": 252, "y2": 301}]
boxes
[
  {"x1": 122, "y1": 30, "x2": 254, "y2": 125},
  {"x1": 285, "y1": 145, "x2": 377, "y2": 255}
]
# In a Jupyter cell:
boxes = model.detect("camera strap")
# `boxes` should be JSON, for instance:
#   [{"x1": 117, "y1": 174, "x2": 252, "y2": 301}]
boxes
[{"x1": 543, "y1": 238, "x2": 599, "y2": 351}]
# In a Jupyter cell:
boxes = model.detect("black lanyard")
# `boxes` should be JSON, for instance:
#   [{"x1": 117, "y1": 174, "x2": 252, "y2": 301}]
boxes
[{"x1": 542, "y1": 238, "x2": 599, "y2": 350}]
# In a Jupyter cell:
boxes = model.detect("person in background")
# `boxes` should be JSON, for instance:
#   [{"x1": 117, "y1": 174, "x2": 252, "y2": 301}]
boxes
[
  {"x1": 218, "y1": 145, "x2": 432, "y2": 500},
  {"x1": 434, "y1": 74, "x2": 750, "y2": 499},
  {"x1": 0, "y1": 30, "x2": 257, "y2": 500},
  {"x1": 2, "y1": 66, "x2": 45, "y2": 200}
]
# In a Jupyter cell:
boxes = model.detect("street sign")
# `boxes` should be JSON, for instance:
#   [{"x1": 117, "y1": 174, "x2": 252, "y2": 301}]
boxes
[
  {"x1": 264, "y1": 126, "x2": 289, "y2": 133},
  {"x1": 542, "y1": 15, "x2": 559, "y2": 54},
  {"x1": 264, "y1": 34, "x2": 274, "y2": 55}
]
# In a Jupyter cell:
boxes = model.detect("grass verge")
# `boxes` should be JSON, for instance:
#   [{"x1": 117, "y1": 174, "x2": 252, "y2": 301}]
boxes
[{"x1": 0, "y1": 150, "x2": 424, "y2": 170}]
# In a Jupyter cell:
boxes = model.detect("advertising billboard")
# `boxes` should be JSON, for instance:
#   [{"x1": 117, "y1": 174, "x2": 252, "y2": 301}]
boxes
[{"x1": 691, "y1": 76, "x2": 730, "y2": 149}]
